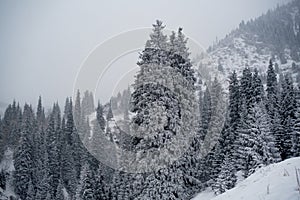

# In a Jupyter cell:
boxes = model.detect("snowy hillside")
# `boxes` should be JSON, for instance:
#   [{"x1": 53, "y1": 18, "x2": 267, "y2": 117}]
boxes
[
  {"x1": 197, "y1": 0, "x2": 300, "y2": 88},
  {"x1": 192, "y1": 157, "x2": 300, "y2": 200}
]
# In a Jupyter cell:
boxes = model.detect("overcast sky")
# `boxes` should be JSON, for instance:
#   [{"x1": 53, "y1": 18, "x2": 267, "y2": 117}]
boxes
[{"x1": 0, "y1": 0, "x2": 291, "y2": 108}]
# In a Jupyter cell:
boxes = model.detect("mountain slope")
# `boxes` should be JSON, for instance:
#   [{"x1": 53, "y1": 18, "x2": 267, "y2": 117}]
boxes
[
  {"x1": 192, "y1": 157, "x2": 300, "y2": 200},
  {"x1": 198, "y1": 0, "x2": 300, "y2": 86}
]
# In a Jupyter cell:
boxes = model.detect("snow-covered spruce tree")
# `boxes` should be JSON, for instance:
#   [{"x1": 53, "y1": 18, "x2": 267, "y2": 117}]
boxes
[
  {"x1": 130, "y1": 20, "x2": 169, "y2": 135},
  {"x1": 55, "y1": 179, "x2": 65, "y2": 200},
  {"x1": 25, "y1": 179, "x2": 35, "y2": 200},
  {"x1": 265, "y1": 60, "x2": 281, "y2": 154},
  {"x1": 75, "y1": 163, "x2": 95, "y2": 200},
  {"x1": 252, "y1": 68, "x2": 265, "y2": 103},
  {"x1": 1, "y1": 101, "x2": 22, "y2": 157},
  {"x1": 200, "y1": 86, "x2": 211, "y2": 140},
  {"x1": 74, "y1": 89, "x2": 82, "y2": 129},
  {"x1": 35, "y1": 156, "x2": 50, "y2": 200},
  {"x1": 106, "y1": 100, "x2": 113, "y2": 122},
  {"x1": 279, "y1": 74, "x2": 297, "y2": 160},
  {"x1": 221, "y1": 71, "x2": 240, "y2": 154},
  {"x1": 96, "y1": 101, "x2": 106, "y2": 131},
  {"x1": 137, "y1": 167, "x2": 185, "y2": 200},
  {"x1": 82, "y1": 90, "x2": 95, "y2": 117},
  {"x1": 74, "y1": 90, "x2": 85, "y2": 143},
  {"x1": 252, "y1": 103, "x2": 281, "y2": 164},
  {"x1": 251, "y1": 69, "x2": 280, "y2": 163},
  {"x1": 36, "y1": 96, "x2": 46, "y2": 128},
  {"x1": 110, "y1": 170, "x2": 132, "y2": 200},
  {"x1": 31, "y1": 97, "x2": 47, "y2": 192},
  {"x1": 233, "y1": 104, "x2": 263, "y2": 178},
  {"x1": 131, "y1": 173, "x2": 145, "y2": 199},
  {"x1": 293, "y1": 87, "x2": 300, "y2": 157},
  {"x1": 14, "y1": 104, "x2": 34, "y2": 200},
  {"x1": 232, "y1": 68, "x2": 281, "y2": 178},
  {"x1": 240, "y1": 67, "x2": 254, "y2": 111},
  {"x1": 45, "y1": 104, "x2": 62, "y2": 198},
  {"x1": 209, "y1": 71, "x2": 240, "y2": 187},
  {"x1": 61, "y1": 98, "x2": 81, "y2": 197},
  {"x1": 129, "y1": 21, "x2": 197, "y2": 198},
  {"x1": 200, "y1": 77, "x2": 225, "y2": 188},
  {"x1": 213, "y1": 154, "x2": 236, "y2": 195},
  {"x1": 266, "y1": 60, "x2": 279, "y2": 117},
  {"x1": 94, "y1": 165, "x2": 107, "y2": 200}
]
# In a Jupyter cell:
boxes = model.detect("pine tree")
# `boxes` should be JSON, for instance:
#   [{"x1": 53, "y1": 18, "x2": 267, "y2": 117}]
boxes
[
  {"x1": 252, "y1": 103, "x2": 281, "y2": 164},
  {"x1": 200, "y1": 86, "x2": 211, "y2": 140},
  {"x1": 55, "y1": 179, "x2": 65, "y2": 200},
  {"x1": 46, "y1": 105, "x2": 61, "y2": 198},
  {"x1": 35, "y1": 161, "x2": 50, "y2": 200},
  {"x1": 279, "y1": 74, "x2": 297, "y2": 159},
  {"x1": 36, "y1": 96, "x2": 45, "y2": 128},
  {"x1": 213, "y1": 154, "x2": 236, "y2": 195},
  {"x1": 233, "y1": 105, "x2": 263, "y2": 177},
  {"x1": 61, "y1": 98, "x2": 80, "y2": 197},
  {"x1": 14, "y1": 104, "x2": 34, "y2": 200},
  {"x1": 96, "y1": 102, "x2": 106, "y2": 131},
  {"x1": 74, "y1": 89, "x2": 82, "y2": 128},
  {"x1": 252, "y1": 68, "x2": 264, "y2": 103},
  {"x1": 25, "y1": 179, "x2": 35, "y2": 200},
  {"x1": 106, "y1": 101, "x2": 113, "y2": 121},
  {"x1": 228, "y1": 71, "x2": 240, "y2": 130},
  {"x1": 293, "y1": 87, "x2": 300, "y2": 157},
  {"x1": 94, "y1": 165, "x2": 106, "y2": 200},
  {"x1": 82, "y1": 90, "x2": 94, "y2": 117},
  {"x1": 266, "y1": 60, "x2": 279, "y2": 122},
  {"x1": 76, "y1": 163, "x2": 95, "y2": 200},
  {"x1": 240, "y1": 67, "x2": 253, "y2": 111}
]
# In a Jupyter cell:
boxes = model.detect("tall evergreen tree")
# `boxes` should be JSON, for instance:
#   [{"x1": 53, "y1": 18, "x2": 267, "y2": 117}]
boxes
[
  {"x1": 213, "y1": 154, "x2": 236, "y2": 195},
  {"x1": 96, "y1": 102, "x2": 106, "y2": 131},
  {"x1": 76, "y1": 163, "x2": 95, "y2": 200},
  {"x1": 14, "y1": 104, "x2": 34, "y2": 200},
  {"x1": 279, "y1": 74, "x2": 297, "y2": 159}
]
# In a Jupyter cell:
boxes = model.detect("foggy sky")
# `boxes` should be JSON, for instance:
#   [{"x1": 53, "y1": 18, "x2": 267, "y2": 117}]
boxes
[{"x1": 0, "y1": 0, "x2": 291, "y2": 108}]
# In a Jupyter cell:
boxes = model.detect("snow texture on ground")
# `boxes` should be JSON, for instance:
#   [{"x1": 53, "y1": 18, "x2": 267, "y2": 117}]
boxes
[{"x1": 192, "y1": 157, "x2": 300, "y2": 200}]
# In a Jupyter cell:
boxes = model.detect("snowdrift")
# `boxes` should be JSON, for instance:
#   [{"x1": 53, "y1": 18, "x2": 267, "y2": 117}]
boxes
[{"x1": 193, "y1": 157, "x2": 300, "y2": 200}]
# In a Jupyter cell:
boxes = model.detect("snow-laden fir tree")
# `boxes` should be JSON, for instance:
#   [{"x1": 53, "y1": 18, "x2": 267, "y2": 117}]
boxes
[
  {"x1": 94, "y1": 165, "x2": 107, "y2": 200},
  {"x1": 106, "y1": 101, "x2": 113, "y2": 122},
  {"x1": 55, "y1": 179, "x2": 65, "y2": 200},
  {"x1": 46, "y1": 103, "x2": 62, "y2": 198},
  {"x1": 61, "y1": 98, "x2": 81, "y2": 197},
  {"x1": 14, "y1": 104, "x2": 34, "y2": 200},
  {"x1": 200, "y1": 86, "x2": 211, "y2": 140},
  {"x1": 213, "y1": 154, "x2": 236, "y2": 195},
  {"x1": 96, "y1": 102, "x2": 106, "y2": 131},
  {"x1": 75, "y1": 163, "x2": 95, "y2": 200},
  {"x1": 293, "y1": 87, "x2": 300, "y2": 157},
  {"x1": 252, "y1": 103, "x2": 281, "y2": 164},
  {"x1": 25, "y1": 179, "x2": 35, "y2": 200},
  {"x1": 279, "y1": 74, "x2": 297, "y2": 159}
]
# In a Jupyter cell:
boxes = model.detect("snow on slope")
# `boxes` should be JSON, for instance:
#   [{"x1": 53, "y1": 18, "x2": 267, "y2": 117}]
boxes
[
  {"x1": 192, "y1": 157, "x2": 300, "y2": 200},
  {"x1": 197, "y1": 32, "x2": 300, "y2": 91}
]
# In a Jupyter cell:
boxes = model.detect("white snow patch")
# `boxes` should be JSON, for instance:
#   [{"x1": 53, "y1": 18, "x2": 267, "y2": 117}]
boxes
[{"x1": 192, "y1": 157, "x2": 300, "y2": 200}]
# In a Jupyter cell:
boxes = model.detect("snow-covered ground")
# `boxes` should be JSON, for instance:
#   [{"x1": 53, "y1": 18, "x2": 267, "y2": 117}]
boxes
[{"x1": 192, "y1": 157, "x2": 300, "y2": 200}]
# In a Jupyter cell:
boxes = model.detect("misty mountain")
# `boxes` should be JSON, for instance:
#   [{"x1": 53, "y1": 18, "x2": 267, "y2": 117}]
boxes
[{"x1": 1, "y1": 1, "x2": 300, "y2": 200}]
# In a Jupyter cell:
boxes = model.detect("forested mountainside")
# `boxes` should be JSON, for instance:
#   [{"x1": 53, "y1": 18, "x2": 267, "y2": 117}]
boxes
[
  {"x1": 0, "y1": 1, "x2": 300, "y2": 200},
  {"x1": 199, "y1": 0, "x2": 300, "y2": 85}
]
